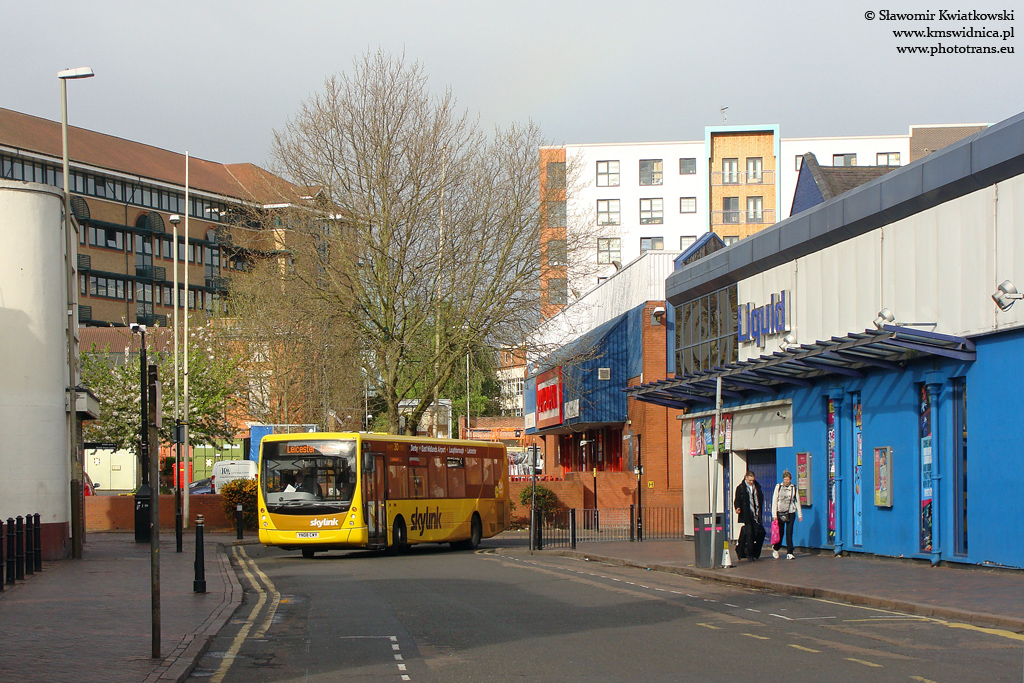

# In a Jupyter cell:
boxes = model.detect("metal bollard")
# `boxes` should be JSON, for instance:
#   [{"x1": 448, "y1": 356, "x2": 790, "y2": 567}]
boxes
[
  {"x1": 5, "y1": 518, "x2": 14, "y2": 584},
  {"x1": 235, "y1": 504, "x2": 244, "y2": 540},
  {"x1": 23, "y1": 515, "x2": 33, "y2": 576},
  {"x1": 193, "y1": 515, "x2": 207, "y2": 593},
  {"x1": 33, "y1": 514, "x2": 41, "y2": 572},
  {"x1": 15, "y1": 516, "x2": 24, "y2": 580},
  {"x1": 0, "y1": 520, "x2": 4, "y2": 590},
  {"x1": 570, "y1": 508, "x2": 577, "y2": 550},
  {"x1": 629, "y1": 505, "x2": 635, "y2": 542}
]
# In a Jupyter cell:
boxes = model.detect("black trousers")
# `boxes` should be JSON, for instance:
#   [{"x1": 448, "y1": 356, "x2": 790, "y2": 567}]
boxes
[
  {"x1": 772, "y1": 516, "x2": 795, "y2": 554},
  {"x1": 737, "y1": 522, "x2": 765, "y2": 558}
]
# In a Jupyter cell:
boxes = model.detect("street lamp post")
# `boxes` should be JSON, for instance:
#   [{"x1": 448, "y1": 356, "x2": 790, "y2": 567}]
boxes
[
  {"x1": 130, "y1": 324, "x2": 150, "y2": 542},
  {"x1": 169, "y1": 214, "x2": 183, "y2": 552},
  {"x1": 58, "y1": 66, "x2": 94, "y2": 561}
]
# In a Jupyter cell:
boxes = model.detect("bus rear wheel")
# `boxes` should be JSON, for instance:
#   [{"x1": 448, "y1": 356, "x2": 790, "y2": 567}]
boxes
[
  {"x1": 390, "y1": 517, "x2": 408, "y2": 554},
  {"x1": 301, "y1": 548, "x2": 316, "y2": 559},
  {"x1": 453, "y1": 514, "x2": 482, "y2": 551}
]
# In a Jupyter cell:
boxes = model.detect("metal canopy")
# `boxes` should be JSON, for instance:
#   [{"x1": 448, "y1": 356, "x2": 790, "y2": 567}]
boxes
[{"x1": 627, "y1": 325, "x2": 975, "y2": 408}]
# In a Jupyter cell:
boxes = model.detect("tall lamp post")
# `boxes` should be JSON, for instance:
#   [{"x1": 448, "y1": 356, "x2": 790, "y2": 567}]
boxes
[
  {"x1": 169, "y1": 214, "x2": 183, "y2": 552},
  {"x1": 130, "y1": 324, "x2": 150, "y2": 543},
  {"x1": 59, "y1": 66, "x2": 94, "y2": 560}
]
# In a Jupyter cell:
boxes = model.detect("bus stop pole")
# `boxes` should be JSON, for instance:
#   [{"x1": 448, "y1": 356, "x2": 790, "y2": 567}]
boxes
[{"x1": 709, "y1": 376, "x2": 723, "y2": 570}]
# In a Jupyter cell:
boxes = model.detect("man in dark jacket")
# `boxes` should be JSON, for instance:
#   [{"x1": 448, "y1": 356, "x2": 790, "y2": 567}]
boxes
[{"x1": 734, "y1": 470, "x2": 765, "y2": 561}]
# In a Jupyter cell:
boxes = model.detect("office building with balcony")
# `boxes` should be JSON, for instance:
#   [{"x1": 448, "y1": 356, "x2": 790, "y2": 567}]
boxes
[{"x1": 0, "y1": 107, "x2": 301, "y2": 329}]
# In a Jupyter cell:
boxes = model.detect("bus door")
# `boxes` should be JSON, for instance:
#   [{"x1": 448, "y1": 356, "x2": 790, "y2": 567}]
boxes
[{"x1": 362, "y1": 449, "x2": 388, "y2": 547}]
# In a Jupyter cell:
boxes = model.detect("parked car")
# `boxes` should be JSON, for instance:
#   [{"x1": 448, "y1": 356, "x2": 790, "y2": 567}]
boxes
[
  {"x1": 189, "y1": 477, "x2": 214, "y2": 495},
  {"x1": 83, "y1": 471, "x2": 98, "y2": 496}
]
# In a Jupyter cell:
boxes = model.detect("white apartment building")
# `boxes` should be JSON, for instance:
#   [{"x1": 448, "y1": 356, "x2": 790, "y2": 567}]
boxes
[{"x1": 543, "y1": 123, "x2": 987, "y2": 303}]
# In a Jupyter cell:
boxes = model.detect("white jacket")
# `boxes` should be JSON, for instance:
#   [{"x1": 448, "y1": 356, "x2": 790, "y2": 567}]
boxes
[{"x1": 771, "y1": 482, "x2": 803, "y2": 521}]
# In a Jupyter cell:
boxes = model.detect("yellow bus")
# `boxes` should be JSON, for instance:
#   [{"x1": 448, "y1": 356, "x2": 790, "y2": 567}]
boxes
[{"x1": 257, "y1": 432, "x2": 510, "y2": 557}]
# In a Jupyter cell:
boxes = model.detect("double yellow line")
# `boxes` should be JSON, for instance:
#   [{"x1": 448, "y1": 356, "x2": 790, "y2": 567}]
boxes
[{"x1": 209, "y1": 547, "x2": 282, "y2": 683}]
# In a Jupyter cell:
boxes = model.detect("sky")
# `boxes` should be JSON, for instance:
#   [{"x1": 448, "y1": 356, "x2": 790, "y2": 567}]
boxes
[{"x1": 2, "y1": 1, "x2": 1021, "y2": 169}]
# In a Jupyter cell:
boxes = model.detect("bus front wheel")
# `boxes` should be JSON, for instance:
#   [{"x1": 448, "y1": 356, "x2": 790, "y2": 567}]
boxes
[{"x1": 391, "y1": 517, "x2": 409, "y2": 554}]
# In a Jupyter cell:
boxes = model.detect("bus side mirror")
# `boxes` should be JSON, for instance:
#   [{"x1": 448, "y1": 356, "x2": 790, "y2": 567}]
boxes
[{"x1": 363, "y1": 453, "x2": 375, "y2": 473}]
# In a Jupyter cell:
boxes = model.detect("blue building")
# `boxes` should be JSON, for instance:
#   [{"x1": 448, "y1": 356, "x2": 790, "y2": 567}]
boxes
[{"x1": 630, "y1": 112, "x2": 1024, "y2": 568}]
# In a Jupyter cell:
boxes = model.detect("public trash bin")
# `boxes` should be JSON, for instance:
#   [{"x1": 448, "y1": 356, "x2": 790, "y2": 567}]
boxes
[{"x1": 693, "y1": 513, "x2": 724, "y2": 568}]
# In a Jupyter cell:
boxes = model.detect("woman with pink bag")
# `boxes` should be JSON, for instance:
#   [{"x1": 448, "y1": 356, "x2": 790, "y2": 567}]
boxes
[{"x1": 771, "y1": 470, "x2": 803, "y2": 560}]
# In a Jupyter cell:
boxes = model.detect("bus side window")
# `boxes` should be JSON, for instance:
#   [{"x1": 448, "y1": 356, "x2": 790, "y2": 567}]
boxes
[
  {"x1": 388, "y1": 463, "x2": 408, "y2": 499},
  {"x1": 410, "y1": 467, "x2": 427, "y2": 499},
  {"x1": 481, "y1": 457, "x2": 495, "y2": 498},
  {"x1": 465, "y1": 457, "x2": 482, "y2": 498},
  {"x1": 447, "y1": 459, "x2": 466, "y2": 498},
  {"x1": 429, "y1": 457, "x2": 447, "y2": 498}
]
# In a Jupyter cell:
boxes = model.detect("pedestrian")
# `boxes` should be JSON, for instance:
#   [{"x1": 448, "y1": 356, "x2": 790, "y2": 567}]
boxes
[
  {"x1": 771, "y1": 469, "x2": 803, "y2": 560},
  {"x1": 734, "y1": 470, "x2": 765, "y2": 561}
]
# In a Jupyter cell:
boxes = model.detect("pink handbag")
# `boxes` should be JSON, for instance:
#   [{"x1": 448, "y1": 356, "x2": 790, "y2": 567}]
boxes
[{"x1": 770, "y1": 519, "x2": 781, "y2": 546}]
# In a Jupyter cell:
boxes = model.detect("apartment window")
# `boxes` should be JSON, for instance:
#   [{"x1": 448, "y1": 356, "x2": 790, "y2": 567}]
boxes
[
  {"x1": 746, "y1": 157, "x2": 763, "y2": 183},
  {"x1": 597, "y1": 237, "x2": 621, "y2": 264},
  {"x1": 546, "y1": 238, "x2": 567, "y2": 267},
  {"x1": 88, "y1": 276, "x2": 128, "y2": 300},
  {"x1": 596, "y1": 160, "x2": 619, "y2": 187},
  {"x1": 723, "y1": 235, "x2": 739, "y2": 245},
  {"x1": 597, "y1": 199, "x2": 620, "y2": 226},
  {"x1": 722, "y1": 197, "x2": 740, "y2": 224},
  {"x1": 640, "y1": 198, "x2": 663, "y2": 224},
  {"x1": 547, "y1": 277, "x2": 568, "y2": 306},
  {"x1": 679, "y1": 235, "x2": 697, "y2": 250},
  {"x1": 722, "y1": 158, "x2": 739, "y2": 184},
  {"x1": 833, "y1": 153, "x2": 857, "y2": 167},
  {"x1": 639, "y1": 159, "x2": 663, "y2": 186},
  {"x1": 679, "y1": 158, "x2": 697, "y2": 174},
  {"x1": 795, "y1": 155, "x2": 804, "y2": 171},
  {"x1": 89, "y1": 226, "x2": 124, "y2": 251},
  {"x1": 877, "y1": 152, "x2": 901, "y2": 166},
  {"x1": 546, "y1": 161, "x2": 566, "y2": 189},
  {"x1": 746, "y1": 196, "x2": 764, "y2": 223},
  {"x1": 679, "y1": 197, "x2": 697, "y2": 213},
  {"x1": 640, "y1": 237, "x2": 664, "y2": 253},
  {"x1": 546, "y1": 200, "x2": 566, "y2": 228}
]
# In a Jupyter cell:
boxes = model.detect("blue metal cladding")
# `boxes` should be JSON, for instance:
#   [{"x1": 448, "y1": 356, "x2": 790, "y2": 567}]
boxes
[
  {"x1": 562, "y1": 314, "x2": 630, "y2": 426},
  {"x1": 752, "y1": 326, "x2": 1024, "y2": 568}
]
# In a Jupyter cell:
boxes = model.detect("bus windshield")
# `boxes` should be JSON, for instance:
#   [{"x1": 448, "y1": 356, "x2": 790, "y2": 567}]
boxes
[{"x1": 261, "y1": 439, "x2": 357, "y2": 515}]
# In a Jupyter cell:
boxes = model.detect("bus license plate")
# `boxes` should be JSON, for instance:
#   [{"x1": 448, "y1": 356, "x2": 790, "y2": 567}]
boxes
[{"x1": 296, "y1": 532, "x2": 319, "y2": 538}]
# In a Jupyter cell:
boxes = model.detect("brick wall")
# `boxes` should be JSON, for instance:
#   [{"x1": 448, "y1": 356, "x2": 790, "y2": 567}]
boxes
[{"x1": 85, "y1": 494, "x2": 234, "y2": 532}]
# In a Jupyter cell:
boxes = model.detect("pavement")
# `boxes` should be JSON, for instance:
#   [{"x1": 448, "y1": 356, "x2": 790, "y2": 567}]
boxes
[
  {"x1": 0, "y1": 530, "x2": 252, "y2": 683},
  {"x1": 2, "y1": 531, "x2": 1024, "y2": 683}
]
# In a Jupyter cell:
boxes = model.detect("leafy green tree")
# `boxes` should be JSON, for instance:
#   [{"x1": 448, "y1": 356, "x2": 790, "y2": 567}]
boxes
[{"x1": 80, "y1": 320, "x2": 242, "y2": 451}]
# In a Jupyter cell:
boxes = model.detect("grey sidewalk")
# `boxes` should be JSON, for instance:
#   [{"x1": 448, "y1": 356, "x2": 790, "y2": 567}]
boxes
[
  {"x1": 502, "y1": 536, "x2": 1024, "y2": 632},
  {"x1": 0, "y1": 531, "x2": 247, "y2": 683}
]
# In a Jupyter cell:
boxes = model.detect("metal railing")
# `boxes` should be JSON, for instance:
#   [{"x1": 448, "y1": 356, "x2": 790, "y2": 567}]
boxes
[
  {"x1": 530, "y1": 506, "x2": 688, "y2": 549},
  {"x1": 710, "y1": 208, "x2": 776, "y2": 226},
  {"x1": 710, "y1": 170, "x2": 775, "y2": 186}
]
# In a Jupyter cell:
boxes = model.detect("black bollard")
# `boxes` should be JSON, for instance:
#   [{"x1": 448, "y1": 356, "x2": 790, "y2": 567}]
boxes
[
  {"x1": 15, "y1": 516, "x2": 24, "y2": 580},
  {"x1": 193, "y1": 515, "x2": 207, "y2": 593},
  {"x1": 0, "y1": 520, "x2": 4, "y2": 590},
  {"x1": 33, "y1": 514, "x2": 41, "y2": 572},
  {"x1": 235, "y1": 504, "x2": 244, "y2": 540},
  {"x1": 5, "y1": 518, "x2": 14, "y2": 584},
  {"x1": 23, "y1": 515, "x2": 33, "y2": 576}
]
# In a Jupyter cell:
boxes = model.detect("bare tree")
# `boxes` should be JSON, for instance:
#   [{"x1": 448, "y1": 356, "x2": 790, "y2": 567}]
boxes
[
  {"x1": 221, "y1": 253, "x2": 363, "y2": 431},
  {"x1": 269, "y1": 50, "x2": 579, "y2": 435}
]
